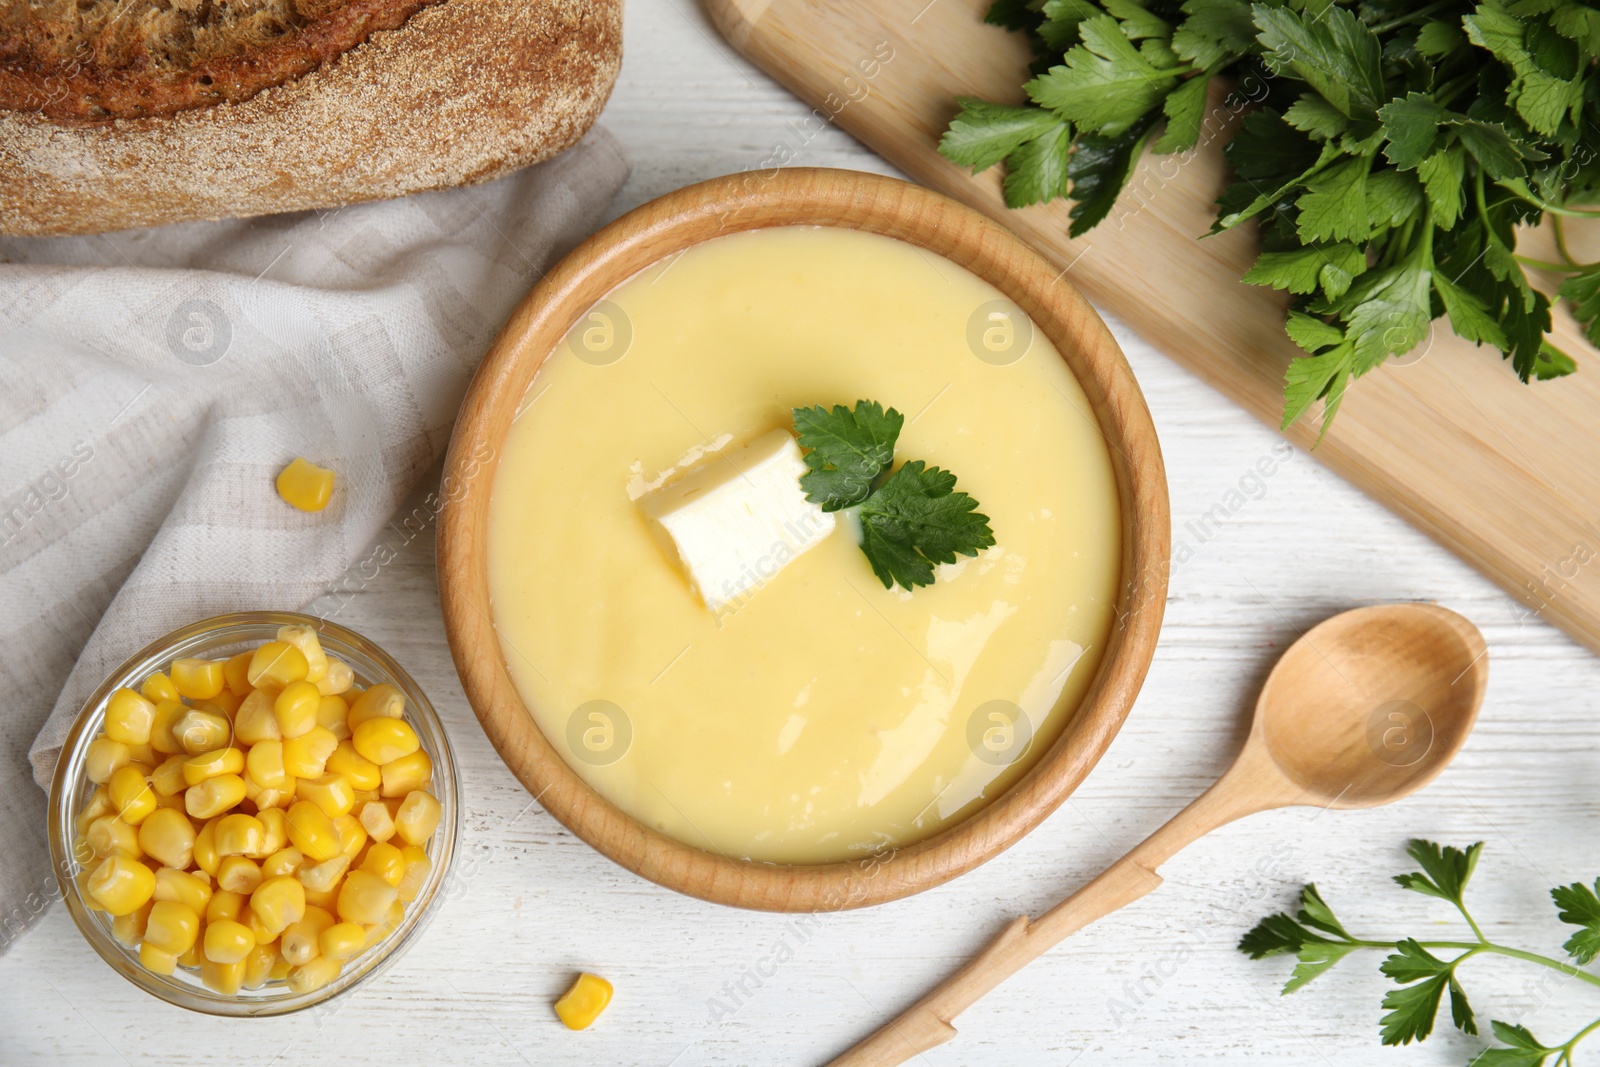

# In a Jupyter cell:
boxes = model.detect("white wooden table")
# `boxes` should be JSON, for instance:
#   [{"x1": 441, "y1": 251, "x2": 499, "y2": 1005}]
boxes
[{"x1": 6, "y1": 2, "x2": 1600, "y2": 1064}]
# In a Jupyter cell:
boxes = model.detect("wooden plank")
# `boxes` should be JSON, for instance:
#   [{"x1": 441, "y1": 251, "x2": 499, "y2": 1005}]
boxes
[{"x1": 705, "y1": 0, "x2": 1600, "y2": 656}]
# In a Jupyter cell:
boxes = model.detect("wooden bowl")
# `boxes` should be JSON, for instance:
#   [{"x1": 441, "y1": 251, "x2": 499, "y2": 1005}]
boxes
[{"x1": 438, "y1": 168, "x2": 1169, "y2": 911}]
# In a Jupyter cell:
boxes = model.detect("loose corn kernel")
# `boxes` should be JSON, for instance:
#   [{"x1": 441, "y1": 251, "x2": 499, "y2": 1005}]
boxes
[
  {"x1": 394, "y1": 791, "x2": 441, "y2": 847},
  {"x1": 171, "y1": 657, "x2": 225, "y2": 701},
  {"x1": 319, "y1": 921, "x2": 366, "y2": 962},
  {"x1": 243, "y1": 941, "x2": 280, "y2": 989},
  {"x1": 256, "y1": 808, "x2": 288, "y2": 857},
  {"x1": 141, "y1": 671, "x2": 182, "y2": 705},
  {"x1": 315, "y1": 695, "x2": 352, "y2": 739},
  {"x1": 104, "y1": 688, "x2": 157, "y2": 745},
  {"x1": 285, "y1": 800, "x2": 342, "y2": 862},
  {"x1": 154, "y1": 789, "x2": 188, "y2": 813},
  {"x1": 140, "y1": 942, "x2": 178, "y2": 976},
  {"x1": 555, "y1": 973, "x2": 614, "y2": 1031},
  {"x1": 250, "y1": 876, "x2": 306, "y2": 937},
  {"x1": 276, "y1": 625, "x2": 329, "y2": 683},
  {"x1": 153, "y1": 867, "x2": 213, "y2": 915},
  {"x1": 174, "y1": 708, "x2": 231, "y2": 756},
  {"x1": 223, "y1": 650, "x2": 255, "y2": 695},
  {"x1": 186, "y1": 774, "x2": 247, "y2": 820},
  {"x1": 346, "y1": 684, "x2": 404, "y2": 729},
  {"x1": 302, "y1": 881, "x2": 341, "y2": 913},
  {"x1": 351, "y1": 718, "x2": 419, "y2": 766},
  {"x1": 297, "y1": 773, "x2": 355, "y2": 820},
  {"x1": 336, "y1": 869, "x2": 397, "y2": 925},
  {"x1": 326, "y1": 741, "x2": 380, "y2": 792},
  {"x1": 108, "y1": 765, "x2": 157, "y2": 826},
  {"x1": 215, "y1": 813, "x2": 266, "y2": 857},
  {"x1": 88, "y1": 854, "x2": 156, "y2": 915},
  {"x1": 273, "y1": 680, "x2": 321, "y2": 740},
  {"x1": 182, "y1": 746, "x2": 244, "y2": 786},
  {"x1": 144, "y1": 900, "x2": 201, "y2": 955},
  {"x1": 178, "y1": 940, "x2": 204, "y2": 968},
  {"x1": 246, "y1": 778, "x2": 293, "y2": 812},
  {"x1": 396, "y1": 845, "x2": 431, "y2": 903},
  {"x1": 283, "y1": 726, "x2": 338, "y2": 780},
  {"x1": 201, "y1": 957, "x2": 247, "y2": 995},
  {"x1": 357, "y1": 800, "x2": 396, "y2": 844},
  {"x1": 247, "y1": 641, "x2": 309, "y2": 689},
  {"x1": 206, "y1": 889, "x2": 244, "y2": 924},
  {"x1": 333, "y1": 813, "x2": 367, "y2": 859},
  {"x1": 262, "y1": 847, "x2": 304, "y2": 879},
  {"x1": 205, "y1": 687, "x2": 243, "y2": 716},
  {"x1": 204, "y1": 918, "x2": 257, "y2": 964},
  {"x1": 276, "y1": 457, "x2": 335, "y2": 513},
  {"x1": 245, "y1": 739, "x2": 287, "y2": 790},
  {"x1": 315, "y1": 659, "x2": 354, "y2": 697},
  {"x1": 137, "y1": 808, "x2": 196, "y2": 869},
  {"x1": 148, "y1": 700, "x2": 185, "y2": 754},
  {"x1": 77, "y1": 869, "x2": 108, "y2": 912},
  {"x1": 112, "y1": 900, "x2": 153, "y2": 946},
  {"x1": 281, "y1": 906, "x2": 336, "y2": 966},
  {"x1": 217, "y1": 855, "x2": 264, "y2": 895},
  {"x1": 359, "y1": 842, "x2": 405, "y2": 887},
  {"x1": 193, "y1": 818, "x2": 221, "y2": 875},
  {"x1": 150, "y1": 754, "x2": 189, "y2": 797},
  {"x1": 380, "y1": 750, "x2": 433, "y2": 798},
  {"x1": 76, "y1": 786, "x2": 114, "y2": 834},
  {"x1": 234, "y1": 689, "x2": 281, "y2": 745},
  {"x1": 298, "y1": 851, "x2": 351, "y2": 894},
  {"x1": 287, "y1": 956, "x2": 341, "y2": 994},
  {"x1": 87, "y1": 815, "x2": 142, "y2": 859},
  {"x1": 85, "y1": 737, "x2": 131, "y2": 785},
  {"x1": 363, "y1": 900, "x2": 405, "y2": 947}
]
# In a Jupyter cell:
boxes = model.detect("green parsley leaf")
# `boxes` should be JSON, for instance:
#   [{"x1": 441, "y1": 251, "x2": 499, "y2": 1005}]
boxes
[
  {"x1": 1068, "y1": 115, "x2": 1158, "y2": 234},
  {"x1": 1476, "y1": 1021, "x2": 1558, "y2": 1066},
  {"x1": 1417, "y1": 145, "x2": 1466, "y2": 228},
  {"x1": 1243, "y1": 243, "x2": 1365, "y2": 298},
  {"x1": 792, "y1": 400, "x2": 902, "y2": 511},
  {"x1": 1378, "y1": 91, "x2": 1445, "y2": 169},
  {"x1": 1253, "y1": 3, "x2": 1385, "y2": 119},
  {"x1": 1003, "y1": 121, "x2": 1075, "y2": 207},
  {"x1": 1393, "y1": 839, "x2": 1484, "y2": 906},
  {"x1": 1171, "y1": 0, "x2": 1255, "y2": 68},
  {"x1": 1295, "y1": 157, "x2": 1371, "y2": 243},
  {"x1": 1551, "y1": 879, "x2": 1600, "y2": 964},
  {"x1": 1379, "y1": 972, "x2": 1450, "y2": 1046},
  {"x1": 858, "y1": 460, "x2": 995, "y2": 591},
  {"x1": 1284, "y1": 94, "x2": 1350, "y2": 141},
  {"x1": 940, "y1": 98, "x2": 1066, "y2": 173},
  {"x1": 1153, "y1": 74, "x2": 1210, "y2": 153},
  {"x1": 1026, "y1": 15, "x2": 1181, "y2": 135},
  {"x1": 1380, "y1": 938, "x2": 1449, "y2": 983},
  {"x1": 1559, "y1": 265, "x2": 1600, "y2": 348}
]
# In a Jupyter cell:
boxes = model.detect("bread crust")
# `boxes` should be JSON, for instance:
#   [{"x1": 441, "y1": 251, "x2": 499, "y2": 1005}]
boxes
[{"x1": 0, "y1": 0, "x2": 622, "y2": 236}]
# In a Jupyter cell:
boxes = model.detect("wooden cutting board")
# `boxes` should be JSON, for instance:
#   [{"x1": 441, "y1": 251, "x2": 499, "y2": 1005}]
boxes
[{"x1": 706, "y1": 0, "x2": 1600, "y2": 657}]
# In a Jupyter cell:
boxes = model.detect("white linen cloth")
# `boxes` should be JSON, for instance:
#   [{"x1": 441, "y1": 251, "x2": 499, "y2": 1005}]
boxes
[{"x1": 0, "y1": 128, "x2": 629, "y2": 954}]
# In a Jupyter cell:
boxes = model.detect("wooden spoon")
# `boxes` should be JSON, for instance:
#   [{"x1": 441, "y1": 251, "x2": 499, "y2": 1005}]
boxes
[{"x1": 826, "y1": 602, "x2": 1488, "y2": 1067}]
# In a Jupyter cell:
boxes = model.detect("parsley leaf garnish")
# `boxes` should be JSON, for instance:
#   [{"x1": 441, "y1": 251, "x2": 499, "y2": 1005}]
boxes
[{"x1": 792, "y1": 400, "x2": 995, "y2": 592}]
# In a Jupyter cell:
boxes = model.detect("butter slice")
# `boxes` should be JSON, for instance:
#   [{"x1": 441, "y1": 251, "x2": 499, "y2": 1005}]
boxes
[{"x1": 638, "y1": 429, "x2": 835, "y2": 613}]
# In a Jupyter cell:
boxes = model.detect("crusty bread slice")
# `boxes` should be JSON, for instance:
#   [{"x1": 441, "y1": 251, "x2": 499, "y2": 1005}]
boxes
[{"x1": 0, "y1": 0, "x2": 621, "y2": 236}]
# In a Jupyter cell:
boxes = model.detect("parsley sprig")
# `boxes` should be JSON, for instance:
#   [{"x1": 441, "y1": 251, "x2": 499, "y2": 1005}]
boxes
[
  {"x1": 942, "y1": 0, "x2": 1599, "y2": 436},
  {"x1": 792, "y1": 400, "x2": 995, "y2": 591},
  {"x1": 1242, "y1": 840, "x2": 1600, "y2": 1062}
]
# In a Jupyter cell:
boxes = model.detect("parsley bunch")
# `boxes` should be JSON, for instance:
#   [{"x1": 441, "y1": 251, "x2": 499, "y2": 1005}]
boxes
[
  {"x1": 792, "y1": 400, "x2": 995, "y2": 591},
  {"x1": 1242, "y1": 840, "x2": 1600, "y2": 1062},
  {"x1": 941, "y1": 0, "x2": 1600, "y2": 435}
]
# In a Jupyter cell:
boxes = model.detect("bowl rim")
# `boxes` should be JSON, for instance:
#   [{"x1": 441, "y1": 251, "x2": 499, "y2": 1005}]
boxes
[
  {"x1": 437, "y1": 167, "x2": 1169, "y2": 911},
  {"x1": 47, "y1": 610, "x2": 460, "y2": 1016}
]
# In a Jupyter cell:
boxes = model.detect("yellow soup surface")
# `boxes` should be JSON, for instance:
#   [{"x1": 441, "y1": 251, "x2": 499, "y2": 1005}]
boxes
[{"x1": 486, "y1": 225, "x2": 1121, "y2": 864}]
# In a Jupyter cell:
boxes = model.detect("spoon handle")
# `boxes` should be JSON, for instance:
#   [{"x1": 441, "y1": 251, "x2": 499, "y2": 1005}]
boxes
[{"x1": 823, "y1": 770, "x2": 1266, "y2": 1067}]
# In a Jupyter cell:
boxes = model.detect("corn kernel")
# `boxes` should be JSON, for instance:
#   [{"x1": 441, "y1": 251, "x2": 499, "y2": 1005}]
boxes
[
  {"x1": 288, "y1": 956, "x2": 342, "y2": 994},
  {"x1": 141, "y1": 671, "x2": 181, "y2": 705},
  {"x1": 333, "y1": 813, "x2": 367, "y2": 860},
  {"x1": 358, "y1": 800, "x2": 396, "y2": 844},
  {"x1": 380, "y1": 750, "x2": 433, "y2": 798},
  {"x1": 245, "y1": 740, "x2": 287, "y2": 791},
  {"x1": 285, "y1": 800, "x2": 342, "y2": 862},
  {"x1": 336, "y1": 869, "x2": 397, "y2": 925},
  {"x1": 137, "y1": 808, "x2": 196, "y2": 868},
  {"x1": 177, "y1": 939, "x2": 204, "y2": 968},
  {"x1": 186, "y1": 774, "x2": 247, "y2": 820},
  {"x1": 86, "y1": 737, "x2": 131, "y2": 785},
  {"x1": 302, "y1": 881, "x2": 341, "y2": 913},
  {"x1": 144, "y1": 899, "x2": 201, "y2": 955},
  {"x1": 326, "y1": 741, "x2": 380, "y2": 792},
  {"x1": 112, "y1": 899, "x2": 153, "y2": 946},
  {"x1": 283, "y1": 726, "x2": 338, "y2": 779},
  {"x1": 276, "y1": 624, "x2": 329, "y2": 684},
  {"x1": 248, "y1": 641, "x2": 309, "y2": 689},
  {"x1": 153, "y1": 867, "x2": 213, "y2": 915},
  {"x1": 351, "y1": 718, "x2": 419, "y2": 766},
  {"x1": 204, "y1": 918, "x2": 256, "y2": 964},
  {"x1": 217, "y1": 855, "x2": 263, "y2": 895},
  {"x1": 139, "y1": 942, "x2": 178, "y2": 976},
  {"x1": 243, "y1": 941, "x2": 280, "y2": 989},
  {"x1": 77, "y1": 869, "x2": 108, "y2": 912},
  {"x1": 104, "y1": 688, "x2": 157, "y2": 745},
  {"x1": 108, "y1": 765, "x2": 157, "y2": 826},
  {"x1": 150, "y1": 754, "x2": 189, "y2": 797},
  {"x1": 276, "y1": 457, "x2": 335, "y2": 513},
  {"x1": 396, "y1": 845, "x2": 431, "y2": 903},
  {"x1": 315, "y1": 695, "x2": 352, "y2": 739},
  {"x1": 193, "y1": 818, "x2": 220, "y2": 875},
  {"x1": 262, "y1": 847, "x2": 304, "y2": 879},
  {"x1": 394, "y1": 791, "x2": 441, "y2": 847},
  {"x1": 174, "y1": 708, "x2": 231, "y2": 756},
  {"x1": 171, "y1": 657, "x2": 225, "y2": 701},
  {"x1": 250, "y1": 876, "x2": 306, "y2": 937},
  {"x1": 222, "y1": 650, "x2": 254, "y2": 695},
  {"x1": 214, "y1": 813, "x2": 266, "y2": 857},
  {"x1": 88, "y1": 854, "x2": 156, "y2": 915},
  {"x1": 364, "y1": 899, "x2": 405, "y2": 947},
  {"x1": 555, "y1": 973, "x2": 613, "y2": 1031},
  {"x1": 154, "y1": 789, "x2": 187, "y2": 812},
  {"x1": 319, "y1": 921, "x2": 366, "y2": 962},
  {"x1": 233, "y1": 689, "x2": 281, "y2": 745},
  {"x1": 316, "y1": 659, "x2": 354, "y2": 697},
  {"x1": 182, "y1": 746, "x2": 244, "y2": 786},
  {"x1": 201, "y1": 957, "x2": 247, "y2": 994},
  {"x1": 255, "y1": 808, "x2": 287, "y2": 856},
  {"x1": 76, "y1": 786, "x2": 113, "y2": 833},
  {"x1": 347, "y1": 684, "x2": 404, "y2": 729},
  {"x1": 245, "y1": 777, "x2": 293, "y2": 811},
  {"x1": 148, "y1": 700, "x2": 185, "y2": 754},
  {"x1": 359, "y1": 842, "x2": 405, "y2": 887},
  {"x1": 298, "y1": 853, "x2": 350, "y2": 894},
  {"x1": 297, "y1": 772, "x2": 356, "y2": 820},
  {"x1": 273, "y1": 680, "x2": 321, "y2": 740},
  {"x1": 204, "y1": 687, "x2": 243, "y2": 716},
  {"x1": 206, "y1": 889, "x2": 244, "y2": 924},
  {"x1": 87, "y1": 815, "x2": 142, "y2": 859},
  {"x1": 281, "y1": 906, "x2": 336, "y2": 966}
]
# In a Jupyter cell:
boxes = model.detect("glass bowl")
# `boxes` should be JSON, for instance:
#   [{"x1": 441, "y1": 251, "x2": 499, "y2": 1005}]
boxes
[{"x1": 47, "y1": 611, "x2": 459, "y2": 1016}]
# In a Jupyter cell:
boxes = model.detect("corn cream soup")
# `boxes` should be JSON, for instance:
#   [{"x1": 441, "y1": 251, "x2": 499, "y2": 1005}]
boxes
[{"x1": 486, "y1": 226, "x2": 1120, "y2": 864}]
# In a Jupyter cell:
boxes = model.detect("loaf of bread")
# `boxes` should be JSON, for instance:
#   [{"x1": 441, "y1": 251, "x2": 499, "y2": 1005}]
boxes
[{"x1": 0, "y1": 0, "x2": 622, "y2": 236}]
